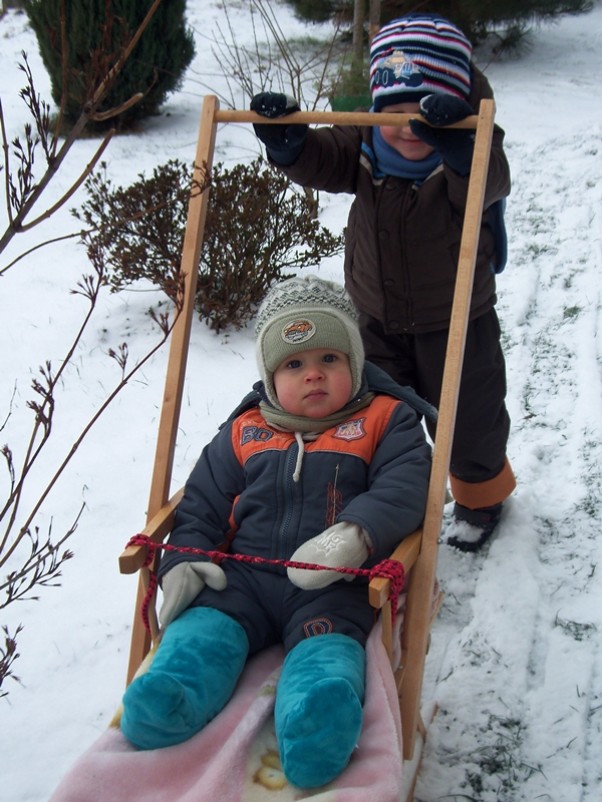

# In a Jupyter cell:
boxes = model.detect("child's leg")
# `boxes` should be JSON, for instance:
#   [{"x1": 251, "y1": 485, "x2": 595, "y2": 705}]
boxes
[
  {"x1": 274, "y1": 633, "x2": 365, "y2": 788},
  {"x1": 121, "y1": 606, "x2": 249, "y2": 750}
]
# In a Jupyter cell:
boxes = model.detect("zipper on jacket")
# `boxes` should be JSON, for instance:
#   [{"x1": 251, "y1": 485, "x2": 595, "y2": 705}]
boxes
[
  {"x1": 376, "y1": 177, "x2": 415, "y2": 331},
  {"x1": 275, "y1": 440, "x2": 301, "y2": 559}
]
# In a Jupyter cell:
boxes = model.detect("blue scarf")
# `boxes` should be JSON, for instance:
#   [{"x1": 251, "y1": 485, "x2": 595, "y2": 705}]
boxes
[{"x1": 371, "y1": 127, "x2": 442, "y2": 185}]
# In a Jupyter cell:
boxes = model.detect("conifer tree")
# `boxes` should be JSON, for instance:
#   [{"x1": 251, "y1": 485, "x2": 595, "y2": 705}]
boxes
[
  {"x1": 25, "y1": 0, "x2": 195, "y2": 130},
  {"x1": 285, "y1": 0, "x2": 593, "y2": 45}
]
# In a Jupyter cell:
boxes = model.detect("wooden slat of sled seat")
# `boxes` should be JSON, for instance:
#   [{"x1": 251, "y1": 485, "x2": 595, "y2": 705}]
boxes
[
  {"x1": 368, "y1": 527, "x2": 443, "y2": 666},
  {"x1": 369, "y1": 529, "x2": 422, "y2": 761},
  {"x1": 119, "y1": 489, "x2": 183, "y2": 681},
  {"x1": 119, "y1": 489, "x2": 183, "y2": 575},
  {"x1": 368, "y1": 529, "x2": 422, "y2": 610}
]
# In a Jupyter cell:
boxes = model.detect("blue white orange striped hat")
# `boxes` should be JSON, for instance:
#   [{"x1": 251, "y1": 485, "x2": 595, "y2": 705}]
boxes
[{"x1": 370, "y1": 14, "x2": 473, "y2": 111}]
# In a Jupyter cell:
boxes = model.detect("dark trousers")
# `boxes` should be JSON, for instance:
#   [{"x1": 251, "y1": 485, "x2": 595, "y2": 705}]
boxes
[
  {"x1": 193, "y1": 561, "x2": 376, "y2": 656},
  {"x1": 360, "y1": 308, "x2": 514, "y2": 505}
]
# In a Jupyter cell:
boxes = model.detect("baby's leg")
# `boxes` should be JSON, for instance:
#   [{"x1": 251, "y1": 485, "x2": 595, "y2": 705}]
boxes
[
  {"x1": 121, "y1": 606, "x2": 249, "y2": 749},
  {"x1": 275, "y1": 633, "x2": 365, "y2": 788}
]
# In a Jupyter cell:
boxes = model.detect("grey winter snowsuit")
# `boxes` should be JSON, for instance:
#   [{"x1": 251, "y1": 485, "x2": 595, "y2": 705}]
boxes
[{"x1": 158, "y1": 368, "x2": 431, "y2": 653}]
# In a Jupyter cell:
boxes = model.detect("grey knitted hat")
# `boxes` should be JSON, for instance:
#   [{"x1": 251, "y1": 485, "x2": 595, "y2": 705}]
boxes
[{"x1": 255, "y1": 275, "x2": 365, "y2": 409}]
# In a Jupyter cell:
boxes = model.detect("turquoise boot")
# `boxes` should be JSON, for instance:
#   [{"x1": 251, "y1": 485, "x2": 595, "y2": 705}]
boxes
[
  {"x1": 121, "y1": 607, "x2": 249, "y2": 750},
  {"x1": 275, "y1": 633, "x2": 366, "y2": 788}
]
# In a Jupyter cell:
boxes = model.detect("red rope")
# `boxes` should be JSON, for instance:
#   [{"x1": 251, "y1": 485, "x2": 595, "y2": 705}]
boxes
[{"x1": 127, "y1": 534, "x2": 405, "y2": 634}]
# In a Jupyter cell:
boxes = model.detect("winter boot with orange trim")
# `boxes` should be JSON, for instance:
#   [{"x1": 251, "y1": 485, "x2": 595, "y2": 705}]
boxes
[{"x1": 445, "y1": 502, "x2": 503, "y2": 552}]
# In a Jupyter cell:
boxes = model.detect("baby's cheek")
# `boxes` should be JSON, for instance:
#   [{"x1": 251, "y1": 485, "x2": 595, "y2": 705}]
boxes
[{"x1": 379, "y1": 127, "x2": 396, "y2": 145}]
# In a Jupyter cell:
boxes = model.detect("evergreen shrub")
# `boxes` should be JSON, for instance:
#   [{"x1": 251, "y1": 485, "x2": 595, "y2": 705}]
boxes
[
  {"x1": 284, "y1": 0, "x2": 593, "y2": 46},
  {"x1": 25, "y1": 0, "x2": 195, "y2": 130}
]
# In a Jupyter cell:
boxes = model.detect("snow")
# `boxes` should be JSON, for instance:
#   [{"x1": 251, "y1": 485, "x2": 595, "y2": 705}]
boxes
[{"x1": 1, "y1": 2, "x2": 602, "y2": 800}]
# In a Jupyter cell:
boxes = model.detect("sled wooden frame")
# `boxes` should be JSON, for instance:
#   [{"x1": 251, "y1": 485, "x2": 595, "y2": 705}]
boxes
[{"x1": 118, "y1": 96, "x2": 496, "y2": 791}]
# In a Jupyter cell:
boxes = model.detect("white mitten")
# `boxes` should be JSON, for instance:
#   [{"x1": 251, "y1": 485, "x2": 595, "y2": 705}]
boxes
[
  {"x1": 159, "y1": 561, "x2": 227, "y2": 629},
  {"x1": 287, "y1": 522, "x2": 371, "y2": 590}
]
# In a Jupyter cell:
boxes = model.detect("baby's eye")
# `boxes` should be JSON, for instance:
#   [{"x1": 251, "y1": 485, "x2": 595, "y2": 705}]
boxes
[
  {"x1": 286, "y1": 359, "x2": 302, "y2": 369},
  {"x1": 322, "y1": 353, "x2": 338, "y2": 363}
]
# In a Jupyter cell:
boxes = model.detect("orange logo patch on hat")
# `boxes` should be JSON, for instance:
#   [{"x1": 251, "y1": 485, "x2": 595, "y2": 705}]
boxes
[{"x1": 281, "y1": 318, "x2": 316, "y2": 344}]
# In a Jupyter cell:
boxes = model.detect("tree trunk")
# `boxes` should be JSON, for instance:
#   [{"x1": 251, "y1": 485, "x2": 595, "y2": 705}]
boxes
[
  {"x1": 353, "y1": 0, "x2": 364, "y2": 62},
  {"x1": 369, "y1": 0, "x2": 381, "y2": 43}
]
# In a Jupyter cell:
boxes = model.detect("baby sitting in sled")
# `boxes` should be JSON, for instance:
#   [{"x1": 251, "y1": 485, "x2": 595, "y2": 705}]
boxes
[{"x1": 120, "y1": 275, "x2": 431, "y2": 788}]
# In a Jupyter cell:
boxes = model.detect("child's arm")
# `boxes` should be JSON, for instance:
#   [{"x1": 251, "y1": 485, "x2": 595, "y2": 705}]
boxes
[
  {"x1": 337, "y1": 401, "x2": 432, "y2": 559},
  {"x1": 250, "y1": 91, "x2": 362, "y2": 194},
  {"x1": 157, "y1": 421, "x2": 245, "y2": 579},
  {"x1": 409, "y1": 66, "x2": 510, "y2": 212},
  {"x1": 409, "y1": 94, "x2": 476, "y2": 176},
  {"x1": 287, "y1": 400, "x2": 430, "y2": 589},
  {"x1": 439, "y1": 65, "x2": 511, "y2": 210},
  {"x1": 250, "y1": 92, "x2": 308, "y2": 166}
]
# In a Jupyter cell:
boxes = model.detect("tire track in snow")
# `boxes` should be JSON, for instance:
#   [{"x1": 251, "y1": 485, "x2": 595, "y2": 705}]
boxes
[
  {"x1": 415, "y1": 127, "x2": 602, "y2": 801},
  {"x1": 491, "y1": 127, "x2": 602, "y2": 801}
]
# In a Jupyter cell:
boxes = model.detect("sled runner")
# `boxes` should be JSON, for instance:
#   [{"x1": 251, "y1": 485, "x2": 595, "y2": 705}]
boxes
[{"x1": 49, "y1": 96, "x2": 496, "y2": 802}]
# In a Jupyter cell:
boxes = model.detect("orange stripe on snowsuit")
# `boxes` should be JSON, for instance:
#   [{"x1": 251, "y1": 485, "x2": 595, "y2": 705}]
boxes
[{"x1": 229, "y1": 395, "x2": 403, "y2": 467}]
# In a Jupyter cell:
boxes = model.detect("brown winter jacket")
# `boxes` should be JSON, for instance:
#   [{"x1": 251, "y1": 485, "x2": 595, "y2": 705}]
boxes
[{"x1": 276, "y1": 66, "x2": 511, "y2": 334}]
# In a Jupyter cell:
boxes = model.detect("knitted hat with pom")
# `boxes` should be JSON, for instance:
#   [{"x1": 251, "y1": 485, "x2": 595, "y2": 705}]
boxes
[
  {"x1": 370, "y1": 14, "x2": 472, "y2": 111},
  {"x1": 255, "y1": 275, "x2": 365, "y2": 409}
]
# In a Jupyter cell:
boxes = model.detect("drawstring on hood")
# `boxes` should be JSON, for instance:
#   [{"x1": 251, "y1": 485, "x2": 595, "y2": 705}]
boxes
[
  {"x1": 293, "y1": 431, "x2": 306, "y2": 483},
  {"x1": 259, "y1": 388, "x2": 375, "y2": 482}
]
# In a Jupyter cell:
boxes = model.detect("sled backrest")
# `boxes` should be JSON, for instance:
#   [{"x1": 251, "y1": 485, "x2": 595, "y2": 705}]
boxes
[{"x1": 118, "y1": 96, "x2": 496, "y2": 765}]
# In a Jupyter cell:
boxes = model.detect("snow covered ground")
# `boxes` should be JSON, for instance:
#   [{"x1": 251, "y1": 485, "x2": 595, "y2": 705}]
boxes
[{"x1": 1, "y1": 2, "x2": 601, "y2": 800}]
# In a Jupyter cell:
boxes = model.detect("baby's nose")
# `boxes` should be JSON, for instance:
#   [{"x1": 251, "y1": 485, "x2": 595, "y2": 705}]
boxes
[{"x1": 304, "y1": 366, "x2": 324, "y2": 380}]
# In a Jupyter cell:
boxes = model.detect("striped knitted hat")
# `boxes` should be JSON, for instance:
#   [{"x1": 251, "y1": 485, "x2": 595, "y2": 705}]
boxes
[
  {"x1": 370, "y1": 14, "x2": 472, "y2": 111},
  {"x1": 255, "y1": 275, "x2": 364, "y2": 409}
]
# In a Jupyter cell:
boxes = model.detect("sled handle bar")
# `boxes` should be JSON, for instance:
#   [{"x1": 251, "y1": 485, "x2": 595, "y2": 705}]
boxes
[{"x1": 214, "y1": 109, "x2": 480, "y2": 129}]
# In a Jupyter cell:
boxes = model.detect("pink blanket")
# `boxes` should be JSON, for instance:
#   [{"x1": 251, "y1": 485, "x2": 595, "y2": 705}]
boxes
[{"x1": 49, "y1": 625, "x2": 403, "y2": 802}]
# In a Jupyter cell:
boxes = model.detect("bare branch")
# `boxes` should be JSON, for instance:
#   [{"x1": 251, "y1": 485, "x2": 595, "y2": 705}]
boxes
[
  {"x1": 0, "y1": 624, "x2": 23, "y2": 698},
  {"x1": 89, "y1": 92, "x2": 144, "y2": 123},
  {"x1": 0, "y1": 231, "x2": 82, "y2": 273},
  {"x1": 18, "y1": 129, "x2": 114, "y2": 232},
  {"x1": 0, "y1": 515, "x2": 79, "y2": 605},
  {"x1": 0, "y1": 0, "x2": 164, "y2": 257}
]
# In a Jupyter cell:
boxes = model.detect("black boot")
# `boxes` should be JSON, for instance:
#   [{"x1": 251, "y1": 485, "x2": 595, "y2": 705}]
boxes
[{"x1": 445, "y1": 502, "x2": 503, "y2": 552}]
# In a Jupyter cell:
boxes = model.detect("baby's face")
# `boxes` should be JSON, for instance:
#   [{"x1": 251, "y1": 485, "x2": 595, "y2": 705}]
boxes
[
  {"x1": 273, "y1": 348, "x2": 353, "y2": 418},
  {"x1": 379, "y1": 101, "x2": 435, "y2": 161}
]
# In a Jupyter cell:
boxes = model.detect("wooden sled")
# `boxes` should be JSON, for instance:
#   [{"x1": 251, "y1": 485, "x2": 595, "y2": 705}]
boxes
[{"x1": 116, "y1": 96, "x2": 496, "y2": 800}]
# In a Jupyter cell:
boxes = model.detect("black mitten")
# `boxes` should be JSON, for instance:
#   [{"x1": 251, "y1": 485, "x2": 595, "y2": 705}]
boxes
[
  {"x1": 409, "y1": 94, "x2": 475, "y2": 176},
  {"x1": 250, "y1": 92, "x2": 308, "y2": 166}
]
